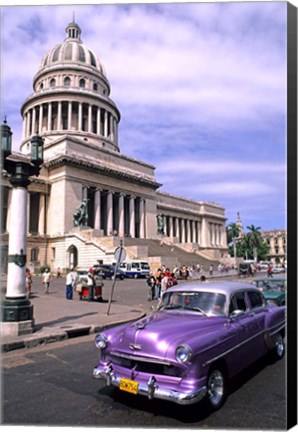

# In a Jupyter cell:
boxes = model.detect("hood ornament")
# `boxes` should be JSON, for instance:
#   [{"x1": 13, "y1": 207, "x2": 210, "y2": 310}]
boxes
[{"x1": 129, "y1": 343, "x2": 142, "y2": 350}]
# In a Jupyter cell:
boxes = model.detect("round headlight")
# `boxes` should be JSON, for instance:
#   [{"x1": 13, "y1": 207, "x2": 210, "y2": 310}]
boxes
[
  {"x1": 95, "y1": 333, "x2": 107, "y2": 349},
  {"x1": 176, "y1": 345, "x2": 192, "y2": 363}
]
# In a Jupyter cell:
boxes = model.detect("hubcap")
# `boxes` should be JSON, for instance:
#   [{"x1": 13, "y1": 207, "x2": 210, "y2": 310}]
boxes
[
  {"x1": 208, "y1": 370, "x2": 224, "y2": 406},
  {"x1": 276, "y1": 334, "x2": 284, "y2": 357}
]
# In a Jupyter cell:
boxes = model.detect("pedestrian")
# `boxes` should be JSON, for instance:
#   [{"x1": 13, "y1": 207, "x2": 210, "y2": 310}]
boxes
[
  {"x1": 56, "y1": 267, "x2": 62, "y2": 278},
  {"x1": 66, "y1": 269, "x2": 74, "y2": 300},
  {"x1": 267, "y1": 264, "x2": 273, "y2": 278},
  {"x1": 146, "y1": 272, "x2": 156, "y2": 301},
  {"x1": 209, "y1": 264, "x2": 214, "y2": 276},
  {"x1": 42, "y1": 268, "x2": 52, "y2": 294},
  {"x1": 160, "y1": 272, "x2": 169, "y2": 296},
  {"x1": 26, "y1": 268, "x2": 33, "y2": 296},
  {"x1": 87, "y1": 267, "x2": 95, "y2": 302},
  {"x1": 179, "y1": 265, "x2": 189, "y2": 280},
  {"x1": 155, "y1": 268, "x2": 162, "y2": 299}
]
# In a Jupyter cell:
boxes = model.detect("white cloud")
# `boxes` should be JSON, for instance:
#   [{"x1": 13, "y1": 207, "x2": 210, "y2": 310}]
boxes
[{"x1": 0, "y1": 2, "x2": 287, "y2": 230}]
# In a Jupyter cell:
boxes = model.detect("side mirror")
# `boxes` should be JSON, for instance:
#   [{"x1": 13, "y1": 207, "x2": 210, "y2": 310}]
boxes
[{"x1": 229, "y1": 309, "x2": 245, "y2": 320}]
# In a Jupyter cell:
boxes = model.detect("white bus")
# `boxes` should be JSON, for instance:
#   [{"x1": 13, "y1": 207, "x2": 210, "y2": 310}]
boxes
[{"x1": 118, "y1": 260, "x2": 150, "y2": 279}]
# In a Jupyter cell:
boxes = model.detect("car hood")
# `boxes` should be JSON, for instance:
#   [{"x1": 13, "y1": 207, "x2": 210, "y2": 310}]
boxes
[
  {"x1": 264, "y1": 290, "x2": 284, "y2": 299},
  {"x1": 107, "y1": 311, "x2": 227, "y2": 361}
]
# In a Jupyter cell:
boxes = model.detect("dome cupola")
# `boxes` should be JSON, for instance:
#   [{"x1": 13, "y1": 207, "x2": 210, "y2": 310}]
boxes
[{"x1": 20, "y1": 20, "x2": 121, "y2": 154}]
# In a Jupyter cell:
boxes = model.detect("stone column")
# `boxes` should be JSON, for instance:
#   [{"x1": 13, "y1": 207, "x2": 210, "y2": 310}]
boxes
[
  {"x1": 38, "y1": 193, "x2": 45, "y2": 235},
  {"x1": 57, "y1": 101, "x2": 62, "y2": 130},
  {"x1": 94, "y1": 189, "x2": 101, "y2": 231},
  {"x1": 109, "y1": 115, "x2": 114, "y2": 140},
  {"x1": 78, "y1": 103, "x2": 83, "y2": 131},
  {"x1": 38, "y1": 105, "x2": 43, "y2": 134},
  {"x1": 6, "y1": 188, "x2": 28, "y2": 287},
  {"x1": 118, "y1": 193, "x2": 125, "y2": 237},
  {"x1": 32, "y1": 107, "x2": 36, "y2": 135},
  {"x1": 107, "y1": 191, "x2": 113, "y2": 236},
  {"x1": 139, "y1": 199, "x2": 145, "y2": 239},
  {"x1": 104, "y1": 111, "x2": 108, "y2": 137},
  {"x1": 169, "y1": 216, "x2": 173, "y2": 238},
  {"x1": 48, "y1": 102, "x2": 52, "y2": 131},
  {"x1": 88, "y1": 104, "x2": 92, "y2": 133},
  {"x1": 181, "y1": 219, "x2": 186, "y2": 243},
  {"x1": 129, "y1": 196, "x2": 135, "y2": 238},
  {"x1": 26, "y1": 111, "x2": 31, "y2": 137},
  {"x1": 68, "y1": 101, "x2": 72, "y2": 130},
  {"x1": 201, "y1": 218, "x2": 208, "y2": 247},
  {"x1": 96, "y1": 107, "x2": 101, "y2": 135}
]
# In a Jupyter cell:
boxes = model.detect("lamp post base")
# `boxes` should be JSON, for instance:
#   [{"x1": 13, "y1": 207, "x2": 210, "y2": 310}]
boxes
[{"x1": 1, "y1": 298, "x2": 35, "y2": 336}]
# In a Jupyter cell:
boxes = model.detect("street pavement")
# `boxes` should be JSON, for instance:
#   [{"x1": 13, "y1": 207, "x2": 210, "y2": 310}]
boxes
[
  {"x1": 0, "y1": 276, "x2": 147, "y2": 353},
  {"x1": 0, "y1": 268, "x2": 247, "y2": 353}
]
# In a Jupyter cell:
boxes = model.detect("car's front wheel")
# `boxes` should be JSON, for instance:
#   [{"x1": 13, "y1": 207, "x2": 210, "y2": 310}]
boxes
[{"x1": 206, "y1": 367, "x2": 226, "y2": 410}]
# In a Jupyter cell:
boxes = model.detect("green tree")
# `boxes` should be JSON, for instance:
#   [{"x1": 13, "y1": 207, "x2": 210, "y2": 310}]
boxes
[
  {"x1": 227, "y1": 223, "x2": 241, "y2": 258},
  {"x1": 246, "y1": 224, "x2": 262, "y2": 262}
]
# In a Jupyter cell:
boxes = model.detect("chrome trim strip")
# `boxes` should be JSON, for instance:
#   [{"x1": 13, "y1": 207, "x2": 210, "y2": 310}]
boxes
[
  {"x1": 203, "y1": 320, "x2": 285, "y2": 367},
  {"x1": 110, "y1": 350, "x2": 172, "y2": 366}
]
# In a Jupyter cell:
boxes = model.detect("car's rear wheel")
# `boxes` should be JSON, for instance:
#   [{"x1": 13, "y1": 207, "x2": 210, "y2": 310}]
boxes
[
  {"x1": 272, "y1": 332, "x2": 285, "y2": 360},
  {"x1": 206, "y1": 367, "x2": 226, "y2": 410}
]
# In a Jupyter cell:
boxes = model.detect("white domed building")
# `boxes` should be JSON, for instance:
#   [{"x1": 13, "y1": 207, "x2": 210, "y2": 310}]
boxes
[{"x1": 2, "y1": 20, "x2": 228, "y2": 272}]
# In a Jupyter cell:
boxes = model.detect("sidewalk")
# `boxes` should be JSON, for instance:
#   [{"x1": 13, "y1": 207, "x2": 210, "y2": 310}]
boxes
[
  {"x1": 0, "y1": 269, "x2": 247, "y2": 353},
  {"x1": 1, "y1": 292, "x2": 146, "y2": 353}
]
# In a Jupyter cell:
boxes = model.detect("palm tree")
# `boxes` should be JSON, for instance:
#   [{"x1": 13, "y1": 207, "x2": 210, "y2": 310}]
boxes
[
  {"x1": 227, "y1": 223, "x2": 241, "y2": 258},
  {"x1": 246, "y1": 224, "x2": 262, "y2": 262}
]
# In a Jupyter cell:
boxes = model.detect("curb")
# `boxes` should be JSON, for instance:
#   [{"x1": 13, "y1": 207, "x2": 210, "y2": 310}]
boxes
[{"x1": 1, "y1": 312, "x2": 146, "y2": 353}]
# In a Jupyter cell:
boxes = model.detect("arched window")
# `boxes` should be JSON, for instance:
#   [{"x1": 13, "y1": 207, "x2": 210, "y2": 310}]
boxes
[
  {"x1": 79, "y1": 78, "x2": 85, "y2": 88},
  {"x1": 65, "y1": 44, "x2": 73, "y2": 60},
  {"x1": 52, "y1": 45, "x2": 61, "y2": 62},
  {"x1": 78, "y1": 45, "x2": 86, "y2": 62},
  {"x1": 40, "y1": 83, "x2": 44, "y2": 90},
  {"x1": 50, "y1": 78, "x2": 56, "y2": 87},
  {"x1": 64, "y1": 77, "x2": 71, "y2": 87},
  {"x1": 93, "y1": 83, "x2": 98, "y2": 91},
  {"x1": 90, "y1": 50, "x2": 96, "y2": 67}
]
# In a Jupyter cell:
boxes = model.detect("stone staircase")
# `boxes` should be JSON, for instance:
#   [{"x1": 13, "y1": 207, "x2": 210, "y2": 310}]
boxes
[
  {"x1": 69, "y1": 228, "x2": 220, "y2": 270},
  {"x1": 121, "y1": 238, "x2": 220, "y2": 270}
]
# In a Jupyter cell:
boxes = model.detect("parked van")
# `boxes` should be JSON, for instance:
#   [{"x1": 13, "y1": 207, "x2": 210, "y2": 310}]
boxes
[{"x1": 119, "y1": 260, "x2": 150, "y2": 279}]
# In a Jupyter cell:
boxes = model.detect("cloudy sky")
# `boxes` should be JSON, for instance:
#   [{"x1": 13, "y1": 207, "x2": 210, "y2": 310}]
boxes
[{"x1": 1, "y1": 1, "x2": 289, "y2": 232}]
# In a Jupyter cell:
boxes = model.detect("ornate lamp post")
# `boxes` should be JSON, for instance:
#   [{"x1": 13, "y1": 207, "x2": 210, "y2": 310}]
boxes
[{"x1": 1, "y1": 119, "x2": 44, "y2": 336}]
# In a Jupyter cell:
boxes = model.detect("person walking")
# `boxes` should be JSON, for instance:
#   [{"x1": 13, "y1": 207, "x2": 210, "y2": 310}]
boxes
[
  {"x1": 65, "y1": 267, "x2": 78, "y2": 300},
  {"x1": 209, "y1": 264, "x2": 214, "y2": 277},
  {"x1": 42, "y1": 268, "x2": 52, "y2": 294},
  {"x1": 87, "y1": 268, "x2": 95, "y2": 302},
  {"x1": 146, "y1": 272, "x2": 156, "y2": 301}
]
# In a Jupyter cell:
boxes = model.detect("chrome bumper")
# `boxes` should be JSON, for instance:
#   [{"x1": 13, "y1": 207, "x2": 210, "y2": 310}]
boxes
[{"x1": 93, "y1": 365, "x2": 207, "y2": 405}]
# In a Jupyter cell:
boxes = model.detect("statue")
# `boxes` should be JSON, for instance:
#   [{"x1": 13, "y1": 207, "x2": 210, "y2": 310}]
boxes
[
  {"x1": 73, "y1": 199, "x2": 88, "y2": 227},
  {"x1": 156, "y1": 213, "x2": 165, "y2": 235}
]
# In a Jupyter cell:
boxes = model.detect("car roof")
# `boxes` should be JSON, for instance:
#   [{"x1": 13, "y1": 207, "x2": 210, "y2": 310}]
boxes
[
  {"x1": 166, "y1": 281, "x2": 259, "y2": 297},
  {"x1": 254, "y1": 276, "x2": 286, "y2": 281}
]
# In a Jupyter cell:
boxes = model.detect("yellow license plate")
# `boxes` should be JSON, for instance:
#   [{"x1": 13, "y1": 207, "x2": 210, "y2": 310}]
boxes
[{"x1": 119, "y1": 378, "x2": 139, "y2": 395}]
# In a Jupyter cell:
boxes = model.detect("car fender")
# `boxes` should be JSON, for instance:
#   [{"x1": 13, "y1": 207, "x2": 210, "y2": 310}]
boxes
[{"x1": 263, "y1": 305, "x2": 286, "y2": 350}]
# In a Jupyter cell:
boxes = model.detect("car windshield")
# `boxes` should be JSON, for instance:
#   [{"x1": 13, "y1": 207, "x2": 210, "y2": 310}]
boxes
[{"x1": 159, "y1": 291, "x2": 226, "y2": 316}]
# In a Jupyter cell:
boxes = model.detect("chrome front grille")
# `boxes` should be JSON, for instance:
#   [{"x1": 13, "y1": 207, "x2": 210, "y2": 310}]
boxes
[{"x1": 106, "y1": 353, "x2": 182, "y2": 377}]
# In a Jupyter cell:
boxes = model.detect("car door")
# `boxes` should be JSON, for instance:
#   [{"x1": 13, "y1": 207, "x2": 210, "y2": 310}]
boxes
[{"x1": 228, "y1": 290, "x2": 262, "y2": 370}]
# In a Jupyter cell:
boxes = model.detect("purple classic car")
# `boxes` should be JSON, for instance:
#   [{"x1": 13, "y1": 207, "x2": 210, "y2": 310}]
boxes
[{"x1": 93, "y1": 282, "x2": 286, "y2": 409}]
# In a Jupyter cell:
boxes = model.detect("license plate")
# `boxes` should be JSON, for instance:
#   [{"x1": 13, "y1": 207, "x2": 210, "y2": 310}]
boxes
[{"x1": 119, "y1": 378, "x2": 139, "y2": 395}]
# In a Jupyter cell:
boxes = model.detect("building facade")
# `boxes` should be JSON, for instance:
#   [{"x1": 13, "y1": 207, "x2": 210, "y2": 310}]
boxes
[
  {"x1": 1, "y1": 20, "x2": 228, "y2": 272},
  {"x1": 261, "y1": 230, "x2": 287, "y2": 264}
]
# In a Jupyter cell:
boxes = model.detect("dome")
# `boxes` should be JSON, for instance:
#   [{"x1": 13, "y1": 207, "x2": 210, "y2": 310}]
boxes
[{"x1": 38, "y1": 20, "x2": 107, "y2": 77}]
